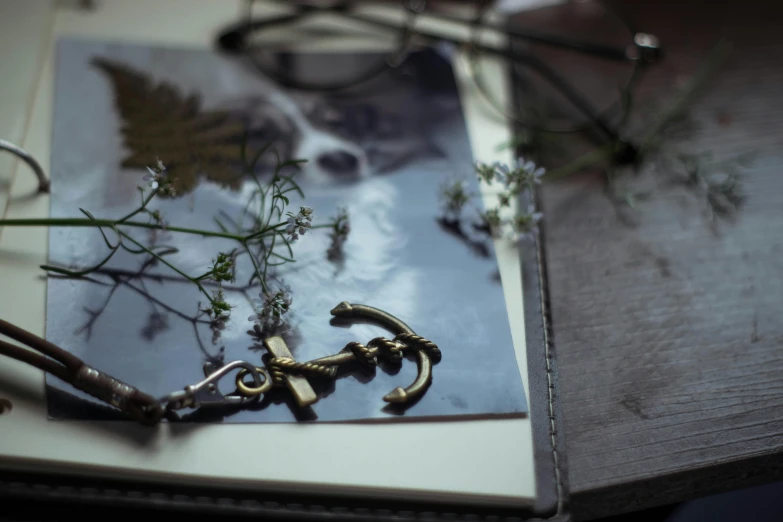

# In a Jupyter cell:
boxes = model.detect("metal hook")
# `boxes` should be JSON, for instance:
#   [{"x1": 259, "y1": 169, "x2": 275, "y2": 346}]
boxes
[
  {"x1": 0, "y1": 139, "x2": 50, "y2": 193},
  {"x1": 162, "y1": 360, "x2": 264, "y2": 412}
]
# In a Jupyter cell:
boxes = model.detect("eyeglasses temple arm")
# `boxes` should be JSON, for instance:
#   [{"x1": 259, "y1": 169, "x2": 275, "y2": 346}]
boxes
[{"x1": 217, "y1": 2, "x2": 630, "y2": 145}]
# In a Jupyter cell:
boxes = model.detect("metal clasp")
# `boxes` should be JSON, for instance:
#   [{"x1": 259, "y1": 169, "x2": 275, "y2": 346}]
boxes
[{"x1": 162, "y1": 360, "x2": 264, "y2": 412}]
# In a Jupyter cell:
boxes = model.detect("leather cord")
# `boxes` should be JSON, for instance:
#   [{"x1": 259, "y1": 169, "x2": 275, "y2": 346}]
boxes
[
  {"x1": 0, "y1": 318, "x2": 83, "y2": 373},
  {"x1": 0, "y1": 338, "x2": 71, "y2": 381},
  {"x1": 0, "y1": 318, "x2": 164, "y2": 424}
]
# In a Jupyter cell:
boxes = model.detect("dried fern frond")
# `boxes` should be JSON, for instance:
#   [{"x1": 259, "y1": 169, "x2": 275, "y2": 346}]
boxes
[{"x1": 92, "y1": 57, "x2": 256, "y2": 196}]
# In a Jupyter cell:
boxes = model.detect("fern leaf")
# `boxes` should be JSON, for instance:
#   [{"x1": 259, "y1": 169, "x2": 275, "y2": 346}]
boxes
[{"x1": 92, "y1": 57, "x2": 254, "y2": 197}]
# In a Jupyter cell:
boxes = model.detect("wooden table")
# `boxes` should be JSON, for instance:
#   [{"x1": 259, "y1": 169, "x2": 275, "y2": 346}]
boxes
[{"x1": 523, "y1": 1, "x2": 783, "y2": 518}]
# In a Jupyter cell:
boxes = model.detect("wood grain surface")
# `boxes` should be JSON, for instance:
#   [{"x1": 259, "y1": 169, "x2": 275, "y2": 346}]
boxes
[{"x1": 515, "y1": 0, "x2": 783, "y2": 519}]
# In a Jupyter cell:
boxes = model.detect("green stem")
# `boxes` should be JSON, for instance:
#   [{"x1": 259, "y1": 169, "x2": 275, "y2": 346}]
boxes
[
  {"x1": 263, "y1": 182, "x2": 278, "y2": 230},
  {"x1": 117, "y1": 188, "x2": 157, "y2": 223},
  {"x1": 0, "y1": 217, "x2": 244, "y2": 241},
  {"x1": 241, "y1": 188, "x2": 260, "y2": 230},
  {"x1": 41, "y1": 244, "x2": 120, "y2": 278},
  {"x1": 242, "y1": 241, "x2": 267, "y2": 293},
  {"x1": 242, "y1": 221, "x2": 286, "y2": 242},
  {"x1": 119, "y1": 231, "x2": 214, "y2": 305},
  {"x1": 274, "y1": 230, "x2": 292, "y2": 261},
  {"x1": 263, "y1": 231, "x2": 280, "y2": 283},
  {"x1": 269, "y1": 250, "x2": 295, "y2": 262}
]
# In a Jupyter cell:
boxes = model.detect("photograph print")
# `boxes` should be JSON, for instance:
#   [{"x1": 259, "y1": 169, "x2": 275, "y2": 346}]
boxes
[{"x1": 44, "y1": 38, "x2": 528, "y2": 423}]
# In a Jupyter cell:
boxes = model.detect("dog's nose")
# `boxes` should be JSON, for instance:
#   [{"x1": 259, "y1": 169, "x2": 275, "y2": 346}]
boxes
[{"x1": 317, "y1": 150, "x2": 360, "y2": 176}]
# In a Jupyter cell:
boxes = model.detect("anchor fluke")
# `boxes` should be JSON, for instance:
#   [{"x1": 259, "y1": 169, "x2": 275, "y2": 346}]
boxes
[
  {"x1": 330, "y1": 301, "x2": 353, "y2": 316},
  {"x1": 383, "y1": 387, "x2": 408, "y2": 403}
]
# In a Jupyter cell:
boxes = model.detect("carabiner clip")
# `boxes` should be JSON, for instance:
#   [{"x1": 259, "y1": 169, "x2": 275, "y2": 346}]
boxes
[
  {"x1": 162, "y1": 360, "x2": 264, "y2": 412},
  {"x1": 0, "y1": 138, "x2": 50, "y2": 193}
]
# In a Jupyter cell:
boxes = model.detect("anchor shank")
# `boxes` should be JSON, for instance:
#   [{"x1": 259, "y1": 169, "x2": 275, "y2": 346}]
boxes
[
  {"x1": 308, "y1": 346, "x2": 380, "y2": 367},
  {"x1": 264, "y1": 336, "x2": 317, "y2": 408}
]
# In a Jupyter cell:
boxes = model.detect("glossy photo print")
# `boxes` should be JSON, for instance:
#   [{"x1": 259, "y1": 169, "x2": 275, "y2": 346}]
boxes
[{"x1": 45, "y1": 38, "x2": 528, "y2": 422}]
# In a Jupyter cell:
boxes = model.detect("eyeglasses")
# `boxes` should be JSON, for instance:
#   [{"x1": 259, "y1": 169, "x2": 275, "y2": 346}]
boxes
[{"x1": 216, "y1": 0, "x2": 661, "y2": 151}]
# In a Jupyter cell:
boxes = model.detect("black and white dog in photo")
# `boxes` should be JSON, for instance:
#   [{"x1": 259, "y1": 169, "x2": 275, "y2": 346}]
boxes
[
  {"x1": 173, "y1": 49, "x2": 470, "y2": 351},
  {"x1": 224, "y1": 49, "x2": 462, "y2": 183}
]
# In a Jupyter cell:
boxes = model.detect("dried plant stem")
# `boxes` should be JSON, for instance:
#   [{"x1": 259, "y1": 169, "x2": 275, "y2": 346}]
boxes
[
  {"x1": 539, "y1": 39, "x2": 731, "y2": 183},
  {"x1": 0, "y1": 217, "x2": 304, "y2": 244},
  {"x1": 118, "y1": 230, "x2": 216, "y2": 305},
  {"x1": 0, "y1": 217, "x2": 242, "y2": 240},
  {"x1": 640, "y1": 39, "x2": 731, "y2": 155}
]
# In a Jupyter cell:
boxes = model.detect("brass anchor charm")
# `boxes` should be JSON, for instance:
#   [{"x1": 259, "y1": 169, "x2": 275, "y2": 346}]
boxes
[{"x1": 235, "y1": 302, "x2": 441, "y2": 408}]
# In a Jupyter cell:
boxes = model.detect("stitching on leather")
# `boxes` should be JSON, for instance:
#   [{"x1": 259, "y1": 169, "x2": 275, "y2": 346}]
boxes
[
  {"x1": 535, "y1": 232, "x2": 565, "y2": 517},
  {"x1": 1, "y1": 480, "x2": 530, "y2": 521}
]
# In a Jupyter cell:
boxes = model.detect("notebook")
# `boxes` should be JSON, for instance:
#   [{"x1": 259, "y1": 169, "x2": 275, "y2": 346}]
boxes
[{"x1": 0, "y1": 2, "x2": 567, "y2": 520}]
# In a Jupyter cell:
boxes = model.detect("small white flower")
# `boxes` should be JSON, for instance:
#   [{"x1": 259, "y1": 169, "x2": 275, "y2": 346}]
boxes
[
  {"x1": 284, "y1": 206, "x2": 313, "y2": 242},
  {"x1": 142, "y1": 159, "x2": 176, "y2": 196},
  {"x1": 249, "y1": 280, "x2": 293, "y2": 330},
  {"x1": 209, "y1": 252, "x2": 235, "y2": 283},
  {"x1": 475, "y1": 161, "x2": 503, "y2": 184},
  {"x1": 480, "y1": 208, "x2": 503, "y2": 238},
  {"x1": 497, "y1": 157, "x2": 546, "y2": 193},
  {"x1": 510, "y1": 204, "x2": 543, "y2": 243},
  {"x1": 203, "y1": 288, "x2": 232, "y2": 321},
  {"x1": 439, "y1": 178, "x2": 472, "y2": 220},
  {"x1": 143, "y1": 166, "x2": 160, "y2": 190},
  {"x1": 285, "y1": 217, "x2": 299, "y2": 241},
  {"x1": 327, "y1": 207, "x2": 351, "y2": 259}
]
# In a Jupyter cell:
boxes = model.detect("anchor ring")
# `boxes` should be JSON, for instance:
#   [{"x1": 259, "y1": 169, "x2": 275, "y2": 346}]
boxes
[{"x1": 235, "y1": 366, "x2": 274, "y2": 397}]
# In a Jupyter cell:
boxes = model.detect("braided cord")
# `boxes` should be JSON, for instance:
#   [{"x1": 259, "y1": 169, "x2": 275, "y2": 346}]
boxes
[
  {"x1": 268, "y1": 357, "x2": 337, "y2": 385},
  {"x1": 394, "y1": 333, "x2": 441, "y2": 363},
  {"x1": 266, "y1": 333, "x2": 440, "y2": 386}
]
